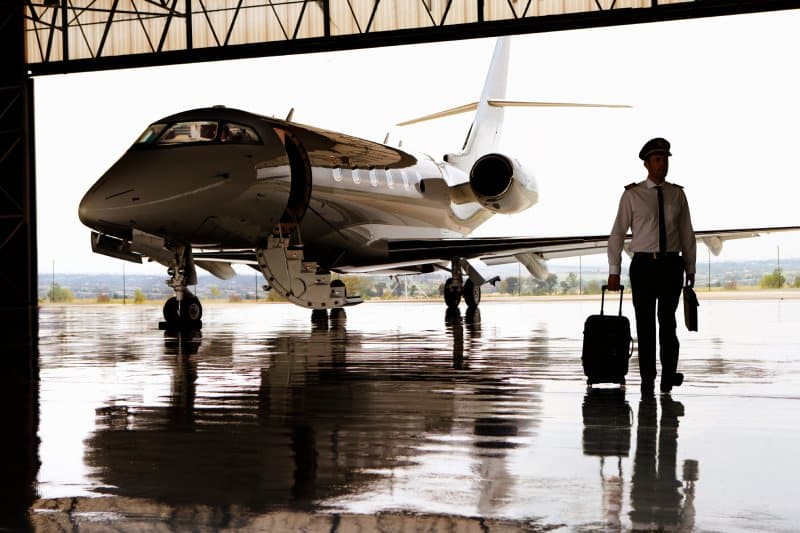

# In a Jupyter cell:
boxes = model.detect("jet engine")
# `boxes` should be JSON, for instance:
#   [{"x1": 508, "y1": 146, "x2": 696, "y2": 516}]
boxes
[{"x1": 469, "y1": 153, "x2": 538, "y2": 214}]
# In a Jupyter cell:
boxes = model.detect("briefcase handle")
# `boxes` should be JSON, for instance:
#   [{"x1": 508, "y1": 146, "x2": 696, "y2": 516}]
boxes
[{"x1": 600, "y1": 285, "x2": 624, "y2": 316}]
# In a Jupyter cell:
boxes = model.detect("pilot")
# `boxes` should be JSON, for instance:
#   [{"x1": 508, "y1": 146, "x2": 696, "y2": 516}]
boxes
[
  {"x1": 221, "y1": 124, "x2": 246, "y2": 143},
  {"x1": 607, "y1": 137, "x2": 696, "y2": 395}
]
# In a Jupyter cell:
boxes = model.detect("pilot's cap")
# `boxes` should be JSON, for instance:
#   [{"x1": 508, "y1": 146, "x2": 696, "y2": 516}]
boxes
[{"x1": 639, "y1": 137, "x2": 671, "y2": 160}]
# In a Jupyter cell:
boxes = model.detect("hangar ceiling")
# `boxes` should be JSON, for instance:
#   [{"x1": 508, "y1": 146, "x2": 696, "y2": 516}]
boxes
[{"x1": 24, "y1": 0, "x2": 800, "y2": 75}]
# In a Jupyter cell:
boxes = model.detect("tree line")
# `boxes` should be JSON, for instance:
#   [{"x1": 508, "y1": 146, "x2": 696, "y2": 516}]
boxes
[{"x1": 42, "y1": 268, "x2": 800, "y2": 304}]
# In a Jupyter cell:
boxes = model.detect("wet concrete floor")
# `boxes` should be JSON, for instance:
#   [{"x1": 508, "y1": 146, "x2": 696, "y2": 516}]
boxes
[{"x1": 18, "y1": 298, "x2": 800, "y2": 530}]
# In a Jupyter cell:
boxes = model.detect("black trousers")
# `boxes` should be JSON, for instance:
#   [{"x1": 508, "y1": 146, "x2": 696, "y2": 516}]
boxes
[{"x1": 629, "y1": 254, "x2": 684, "y2": 385}]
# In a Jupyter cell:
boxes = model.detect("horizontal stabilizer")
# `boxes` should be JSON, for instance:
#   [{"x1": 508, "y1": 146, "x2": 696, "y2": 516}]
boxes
[
  {"x1": 396, "y1": 100, "x2": 630, "y2": 127},
  {"x1": 489, "y1": 99, "x2": 630, "y2": 109},
  {"x1": 396, "y1": 102, "x2": 480, "y2": 127}
]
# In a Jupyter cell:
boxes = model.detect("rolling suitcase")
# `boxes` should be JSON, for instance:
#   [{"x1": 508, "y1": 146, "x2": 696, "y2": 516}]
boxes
[{"x1": 582, "y1": 285, "x2": 633, "y2": 387}]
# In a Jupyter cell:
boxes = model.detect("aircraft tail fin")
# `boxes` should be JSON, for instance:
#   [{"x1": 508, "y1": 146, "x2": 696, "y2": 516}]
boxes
[
  {"x1": 394, "y1": 38, "x2": 630, "y2": 172},
  {"x1": 444, "y1": 37, "x2": 511, "y2": 172}
]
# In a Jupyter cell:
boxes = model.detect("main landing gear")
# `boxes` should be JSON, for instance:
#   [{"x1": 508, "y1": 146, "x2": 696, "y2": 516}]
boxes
[
  {"x1": 311, "y1": 306, "x2": 347, "y2": 329},
  {"x1": 256, "y1": 235, "x2": 363, "y2": 311},
  {"x1": 160, "y1": 245, "x2": 203, "y2": 331},
  {"x1": 442, "y1": 258, "x2": 499, "y2": 310}
]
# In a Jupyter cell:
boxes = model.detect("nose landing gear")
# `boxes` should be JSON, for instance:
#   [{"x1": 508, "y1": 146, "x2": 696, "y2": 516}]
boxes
[
  {"x1": 159, "y1": 245, "x2": 203, "y2": 330},
  {"x1": 163, "y1": 292, "x2": 203, "y2": 323}
]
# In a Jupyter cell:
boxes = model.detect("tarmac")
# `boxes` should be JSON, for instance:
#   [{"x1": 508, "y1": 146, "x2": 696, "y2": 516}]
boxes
[{"x1": 8, "y1": 296, "x2": 800, "y2": 531}]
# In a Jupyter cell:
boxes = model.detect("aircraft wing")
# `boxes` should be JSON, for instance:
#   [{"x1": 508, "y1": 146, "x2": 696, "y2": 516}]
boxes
[
  {"x1": 192, "y1": 250, "x2": 259, "y2": 264},
  {"x1": 383, "y1": 225, "x2": 800, "y2": 275},
  {"x1": 386, "y1": 235, "x2": 611, "y2": 262},
  {"x1": 191, "y1": 225, "x2": 800, "y2": 278}
]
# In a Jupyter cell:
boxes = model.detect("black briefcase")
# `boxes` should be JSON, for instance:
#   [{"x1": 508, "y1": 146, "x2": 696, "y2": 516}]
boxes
[
  {"x1": 582, "y1": 285, "x2": 633, "y2": 387},
  {"x1": 683, "y1": 286, "x2": 699, "y2": 332}
]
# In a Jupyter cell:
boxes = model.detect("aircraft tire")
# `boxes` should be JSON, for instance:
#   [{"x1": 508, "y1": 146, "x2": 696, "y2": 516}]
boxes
[
  {"x1": 163, "y1": 297, "x2": 180, "y2": 323},
  {"x1": 444, "y1": 278, "x2": 462, "y2": 309},
  {"x1": 311, "y1": 308, "x2": 329, "y2": 328},
  {"x1": 181, "y1": 295, "x2": 203, "y2": 322},
  {"x1": 463, "y1": 279, "x2": 481, "y2": 308}
]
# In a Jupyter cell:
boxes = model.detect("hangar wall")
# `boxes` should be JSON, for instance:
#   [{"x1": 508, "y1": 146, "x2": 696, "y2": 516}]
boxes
[{"x1": 1, "y1": 1, "x2": 37, "y2": 361}]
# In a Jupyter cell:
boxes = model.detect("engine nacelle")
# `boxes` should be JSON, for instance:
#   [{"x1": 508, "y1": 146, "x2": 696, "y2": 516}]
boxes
[{"x1": 469, "y1": 153, "x2": 538, "y2": 214}]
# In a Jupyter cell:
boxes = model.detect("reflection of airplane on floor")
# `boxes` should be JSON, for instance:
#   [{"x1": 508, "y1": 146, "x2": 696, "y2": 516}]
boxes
[
  {"x1": 82, "y1": 320, "x2": 525, "y2": 513},
  {"x1": 78, "y1": 37, "x2": 800, "y2": 328}
]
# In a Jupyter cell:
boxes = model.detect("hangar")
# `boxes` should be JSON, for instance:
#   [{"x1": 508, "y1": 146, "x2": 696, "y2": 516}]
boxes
[
  {"x1": 4, "y1": 0, "x2": 799, "y2": 362},
  {"x1": 2, "y1": 1, "x2": 799, "y2": 528}
]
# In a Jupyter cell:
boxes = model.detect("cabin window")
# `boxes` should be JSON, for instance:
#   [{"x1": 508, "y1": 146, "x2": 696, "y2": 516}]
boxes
[
  {"x1": 135, "y1": 123, "x2": 167, "y2": 145},
  {"x1": 220, "y1": 123, "x2": 261, "y2": 144},
  {"x1": 157, "y1": 121, "x2": 219, "y2": 144}
]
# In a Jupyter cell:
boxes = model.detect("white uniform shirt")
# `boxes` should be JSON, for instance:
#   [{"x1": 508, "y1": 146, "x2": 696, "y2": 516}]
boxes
[{"x1": 608, "y1": 179, "x2": 696, "y2": 276}]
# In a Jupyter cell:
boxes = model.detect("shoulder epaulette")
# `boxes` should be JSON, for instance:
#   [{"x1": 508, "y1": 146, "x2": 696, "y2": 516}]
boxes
[{"x1": 624, "y1": 182, "x2": 637, "y2": 190}]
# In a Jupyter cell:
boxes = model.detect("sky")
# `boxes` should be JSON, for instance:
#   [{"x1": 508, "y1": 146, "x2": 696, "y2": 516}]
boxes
[{"x1": 33, "y1": 9, "x2": 800, "y2": 275}]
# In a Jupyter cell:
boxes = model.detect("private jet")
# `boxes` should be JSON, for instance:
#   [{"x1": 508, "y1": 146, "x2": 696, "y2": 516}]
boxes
[{"x1": 78, "y1": 38, "x2": 799, "y2": 327}]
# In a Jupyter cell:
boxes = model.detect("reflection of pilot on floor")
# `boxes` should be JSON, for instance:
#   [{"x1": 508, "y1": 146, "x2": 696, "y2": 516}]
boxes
[
  {"x1": 629, "y1": 395, "x2": 698, "y2": 531},
  {"x1": 582, "y1": 387, "x2": 632, "y2": 530}
]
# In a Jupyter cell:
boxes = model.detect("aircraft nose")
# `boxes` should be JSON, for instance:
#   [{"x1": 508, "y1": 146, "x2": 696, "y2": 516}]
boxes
[
  {"x1": 78, "y1": 189, "x2": 96, "y2": 227},
  {"x1": 79, "y1": 164, "x2": 137, "y2": 231},
  {"x1": 78, "y1": 185, "x2": 106, "y2": 230}
]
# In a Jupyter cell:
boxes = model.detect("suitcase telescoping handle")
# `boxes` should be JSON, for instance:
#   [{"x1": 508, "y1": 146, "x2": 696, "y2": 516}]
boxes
[{"x1": 600, "y1": 285, "x2": 624, "y2": 316}]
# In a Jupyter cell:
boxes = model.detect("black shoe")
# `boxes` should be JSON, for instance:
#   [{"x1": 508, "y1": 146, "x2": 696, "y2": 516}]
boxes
[{"x1": 661, "y1": 372, "x2": 684, "y2": 393}]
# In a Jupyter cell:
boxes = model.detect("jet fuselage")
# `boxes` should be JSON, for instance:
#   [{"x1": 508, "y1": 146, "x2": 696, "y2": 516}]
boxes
[{"x1": 79, "y1": 106, "x2": 538, "y2": 272}]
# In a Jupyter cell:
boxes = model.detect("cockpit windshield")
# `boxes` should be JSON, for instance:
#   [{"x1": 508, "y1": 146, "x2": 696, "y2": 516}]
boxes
[
  {"x1": 157, "y1": 121, "x2": 219, "y2": 145},
  {"x1": 133, "y1": 120, "x2": 263, "y2": 147},
  {"x1": 220, "y1": 123, "x2": 261, "y2": 144},
  {"x1": 135, "y1": 123, "x2": 167, "y2": 145}
]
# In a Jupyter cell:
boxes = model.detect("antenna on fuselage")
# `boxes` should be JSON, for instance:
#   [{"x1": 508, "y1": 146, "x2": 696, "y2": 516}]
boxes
[
  {"x1": 285, "y1": 108, "x2": 295, "y2": 121},
  {"x1": 382, "y1": 132, "x2": 404, "y2": 148}
]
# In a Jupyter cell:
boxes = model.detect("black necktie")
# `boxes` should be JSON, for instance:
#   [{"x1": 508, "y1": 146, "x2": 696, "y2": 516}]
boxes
[{"x1": 656, "y1": 186, "x2": 667, "y2": 253}]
